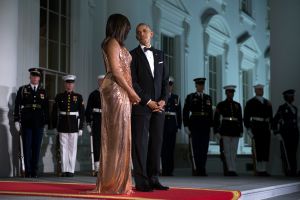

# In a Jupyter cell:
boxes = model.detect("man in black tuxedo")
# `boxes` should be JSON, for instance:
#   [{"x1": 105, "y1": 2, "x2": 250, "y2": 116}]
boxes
[{"x1": 131, "y1": 23, "x2": 169, "y2": 192}]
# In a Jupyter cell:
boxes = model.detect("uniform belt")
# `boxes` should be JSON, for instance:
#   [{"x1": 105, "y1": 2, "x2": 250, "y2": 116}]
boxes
[
  {"x1": 191, "y1": 112, "x2": 207, "y2": 116},
  {"x1": 59, "y1": 111, "x2": 79, "y2": 116},
  {"x1": 22, "y1": 104, "x2": 42, "y2": 109},
  {"x1": 92, "y1": 108, "x2": 102, "y2": 113},
  {"x1": 165, "y1": 111, "x2": 176, "y2": 116},
  {"x1": 222, "y1": 117, "x2": 238, "y2": 121},
  {"x1": 251, "y1": 117, "x2": 269, "y2": 122}
]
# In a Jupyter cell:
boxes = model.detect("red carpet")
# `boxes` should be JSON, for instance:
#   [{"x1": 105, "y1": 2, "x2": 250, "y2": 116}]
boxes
[{"x1": 0, "y1": 180, "x2": 240, "y2": 200}]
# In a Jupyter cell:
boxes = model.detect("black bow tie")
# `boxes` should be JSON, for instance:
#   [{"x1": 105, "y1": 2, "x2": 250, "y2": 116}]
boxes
[{"x1": 143, "y1": 47, "x2": 152, "y2": 52}]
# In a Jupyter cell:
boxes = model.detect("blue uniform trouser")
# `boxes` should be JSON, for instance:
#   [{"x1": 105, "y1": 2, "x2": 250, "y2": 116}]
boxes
[
  {"x1": 191, "y1": 127, "x2": 210, "y2": 173},
  {"x1": 22, "y1": 127, "x2": 43, "y2": 176}
]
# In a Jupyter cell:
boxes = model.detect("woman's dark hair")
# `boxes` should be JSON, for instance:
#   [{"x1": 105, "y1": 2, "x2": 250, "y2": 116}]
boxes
[{"x1": 102, "y1": 14, "x2": 131, "y2": 48}]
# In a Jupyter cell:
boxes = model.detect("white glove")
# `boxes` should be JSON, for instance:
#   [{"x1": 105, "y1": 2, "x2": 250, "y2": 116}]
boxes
[
  {"x1": 184, "y1": 127, "x2": 191, "y2": 135},
  {"x1": 215, "y1": 133, "x2": 221, "y2": 140},
  {"x1": 78, "y1": 130, "x2": 83, "y2": 136},
  {"x1": 247, "y1": 129, "x2": 254, "y2": 138},
  {"x1": 276, "y1": 134, "x2": 283, "y2": 141},
  {"x1": 15, "y1": 122, "x2": 21, "y2": 132},
  {"x1": 87, "y1": 125, "x2": 92, "y2": 133}
]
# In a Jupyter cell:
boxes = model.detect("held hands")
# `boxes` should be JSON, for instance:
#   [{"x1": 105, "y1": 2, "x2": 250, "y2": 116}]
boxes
[
  {"x1": 147, "y1": 100, "x2": 159, "y2": 110},
  {"x1": 78, "y1": 130, "x2": 83, "y2": 136},
  {"x1": 15, "y1": 122, "x2": 21, "y2": 132},
  {"x1": 158, "y1": 100, "x2": 165, "y2": 110},
  {"x1": 87, "y1": 125, "x2": 92, "y2": 133},
  {"x1": 184, "y1": 127, "x2": 191, "y2": 135},
  {"x1": 148, "y1": 100, "x2": 165, "y2": 112}
]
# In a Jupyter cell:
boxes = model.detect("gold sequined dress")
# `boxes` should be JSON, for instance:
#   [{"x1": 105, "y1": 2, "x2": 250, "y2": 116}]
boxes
[{"x1": 93, "y1": 46, "x2": 132, "y2": 194}]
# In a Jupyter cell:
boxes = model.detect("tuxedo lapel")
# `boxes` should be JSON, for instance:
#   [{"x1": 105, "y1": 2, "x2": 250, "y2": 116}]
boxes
[
  {"x1": 153, "y1": 49, "x2": 159, "y2": 79},
  {"x1": 136, "y1": 46, "x2": 154, "y2": 78}
]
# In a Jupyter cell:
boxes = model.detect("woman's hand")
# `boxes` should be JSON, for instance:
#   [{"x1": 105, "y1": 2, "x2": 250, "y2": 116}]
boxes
[{"x1": 129, "y1": 91, "x2": 141, "y2": 105}]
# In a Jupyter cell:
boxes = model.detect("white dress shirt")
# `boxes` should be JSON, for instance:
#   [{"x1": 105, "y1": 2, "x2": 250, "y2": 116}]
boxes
[
  {"x1": 140, "y1": 44, "x2": 154, "y2": 77},
  {"x1": 30, "y1": 84, "x2": 39, "y2": 92},
  {"x1": 255, "y1": 96, "x2": 264, "y2": 104}
]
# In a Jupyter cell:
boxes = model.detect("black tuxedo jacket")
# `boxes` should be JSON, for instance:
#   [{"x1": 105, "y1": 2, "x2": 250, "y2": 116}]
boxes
[{"x1": 130, "y1": 46, "x2": 168, "y2": 114}]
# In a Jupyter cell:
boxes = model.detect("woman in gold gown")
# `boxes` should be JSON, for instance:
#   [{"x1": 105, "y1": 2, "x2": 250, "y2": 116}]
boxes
[{"x1": 91, "y1": 14, "x2": 140, "y2": 194}]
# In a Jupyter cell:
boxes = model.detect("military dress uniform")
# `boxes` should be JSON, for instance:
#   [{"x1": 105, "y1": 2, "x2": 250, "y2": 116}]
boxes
[
  {"x1": 244, "y1": 85, "x2": 273, "y2": 176},
  {"x1": 214, "y1": 85, "x2": 243, "y2": 176},
  {"x1": 183, "y1": 78, "x2": 213, "y2": 176},
  {"x1": 161, "y1": 91, "x2": 182, "y2": 176},
  {"x1": 273, "y1": 89, "x2": 299, "y2": 176},
  {"x1": 85, "y1": 86, "x2": 102, "y2": 172},
  {"x1": 14, "y1": 68, "x2": 49, "y2": 178},
  {"x1": 52, "y1": 75, "x2": 84, "y2": 177}
]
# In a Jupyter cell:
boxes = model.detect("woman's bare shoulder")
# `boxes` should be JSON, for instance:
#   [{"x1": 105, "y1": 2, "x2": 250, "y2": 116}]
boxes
[{"x1": 103, "y1": 38, "x2": 121, "y2": 53}]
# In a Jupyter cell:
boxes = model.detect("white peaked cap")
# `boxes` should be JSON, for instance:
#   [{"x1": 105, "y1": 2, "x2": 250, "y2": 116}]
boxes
[
  {"x1": 223, "y1": 85, "x2": 236, "y2": 90},
  {"x1": 63, "y1": 75, "x2": 76, "y2": 82}
]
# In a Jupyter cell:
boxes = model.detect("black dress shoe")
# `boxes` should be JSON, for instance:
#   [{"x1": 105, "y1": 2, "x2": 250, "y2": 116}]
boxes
[
  {"x1": 261, "y1": 171, "x2": 270, "y2": 177},
  {"x1": 225, "y1": 171, "x2": 238, "y2": 176},
  {"x1": 199, "y1": 171, "x2": 208, "y2": 176},
  {"x1": 135, "y1": 185, "x2": 153, "y2": 192},
  {"x1": 61, "y1": 172, "x2": 67, "y2": 177},
  {"x1": 192, "y1": 170, "x2": 198, "y2": 176},
  {"x1": 199, "y1": 169, "x2": 208, "y2": 176},
  {"x1": 67, "y1": 172, "x2": 74, "y2": 177},
  {"x1": 256, "y1": 171, "x2": 270, "y2": 177},
  {"x1": 161, "y1": 172, "x2": 173, "y2": 176},
  {"x1": 151, "y1": 182, "x2": 169, "y2": 190},
  {"x1": 25, "y1": 174, "x2": 31, "y2": 178},
  {"x1": 230, "y1": 171, "x2": 238, "y2": 176},
  {"x1": 31, "y1": 174, "x2": 38, "y2": 178}
]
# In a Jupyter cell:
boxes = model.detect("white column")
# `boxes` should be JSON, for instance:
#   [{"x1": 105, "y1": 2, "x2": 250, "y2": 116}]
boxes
[
  {"x1": 270, "y1": 0, "x2": 300, "y2": 175},
  {"x1": 16, "y1": 0, "x2": 40, "y2": 85},
  {"x1": 0, "y1": 0, "x2": 19, "y2": 177},
  {"x1": 70, "y1": 0, "x2": 108, "y2": 172}
]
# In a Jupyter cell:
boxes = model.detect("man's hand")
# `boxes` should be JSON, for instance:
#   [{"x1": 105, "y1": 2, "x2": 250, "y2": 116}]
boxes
[
  {"x1": 276, "y1": 134, "x2": 283, "y2": 141},
  {"x1": 78, "y1": 130, "x2": 83, "y2": 136},
  {"x1": 157, "y1": 100, "x2": 165, "y2": 109},
  {"x1": 15, "y1": 122, "x2": 21, "y2": 132},
  {"x1": 147, "y1": 100, "x2": 159, "y2": 111},
  {"x1": 152, "y1": 100, "x2": 165, "y2": 112},
  {"x1": 247, "y1": 128, "x2": 254, "y2": 138},
  {"x1": 44, "y1": 125, "x2": 48, "y2": 135},
  {"x1": 215, "y1": 133, "x2": 221, "y2": 140},
  {"x1": 184, "y1": 127, "x2": 191, "y2": 135},
  {"x1": 87, "y1": 125, "x2": 92, "y2": 133}
]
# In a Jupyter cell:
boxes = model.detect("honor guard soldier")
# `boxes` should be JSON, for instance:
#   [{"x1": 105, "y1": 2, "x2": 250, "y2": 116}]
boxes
[
  {"x1": 85, "y1": 75, "x2": 105, "y2": 175},
  {"x1": 14, "y1": 68, "x2": 49, "y2": 178},
  {"x1": 52, "y1": 75, "x2": 85, "y2": 177},
  {"x1": 161, "y1": 76, "x2": 182, "y2": 176},
  {"x1": 183, "y1": 78, "x2": 213, "y2": 176},
  {"x1": 244, "y1": 84, "x2": 273, "y2": 176},
  {"x1": 214, "y1": 85, "x2": 243, "y2": 176},
  {"x1": 273, "y1": 89, "x2": 299, "y2": 176}
]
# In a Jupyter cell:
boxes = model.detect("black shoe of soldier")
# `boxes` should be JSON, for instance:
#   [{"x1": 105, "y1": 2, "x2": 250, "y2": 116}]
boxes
[
  {"x1": 256, "y1": 171, "x2": 270, "y2": 177},
  {"x1": 67, "y1": 172, "x2": 74, "y2": 177}
]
